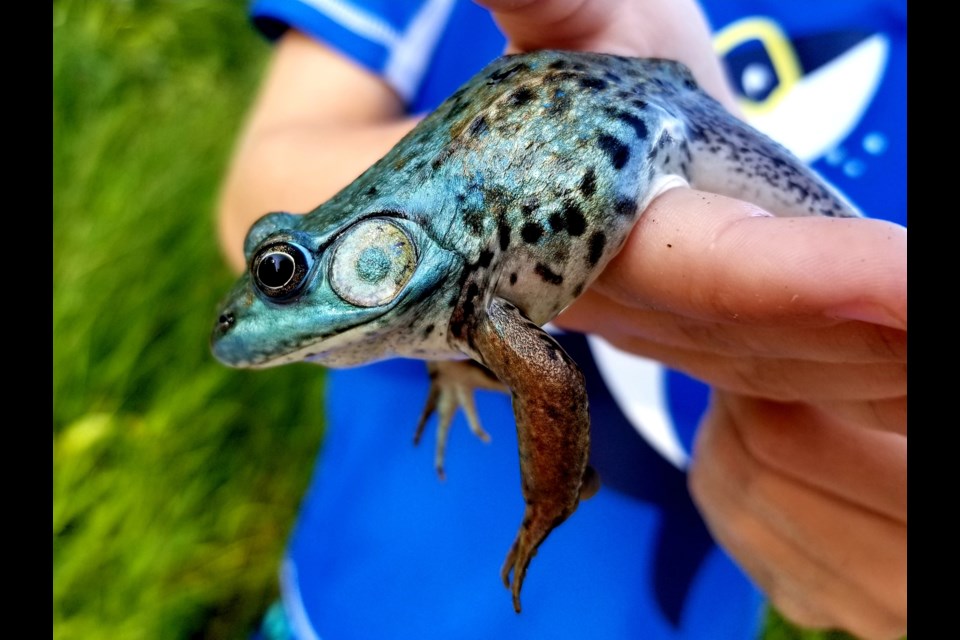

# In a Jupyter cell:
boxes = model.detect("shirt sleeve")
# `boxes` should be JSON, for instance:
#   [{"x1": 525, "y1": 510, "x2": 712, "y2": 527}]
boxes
[{"x1": 250, "y1": 0, "x2": 458, "y2": 104}]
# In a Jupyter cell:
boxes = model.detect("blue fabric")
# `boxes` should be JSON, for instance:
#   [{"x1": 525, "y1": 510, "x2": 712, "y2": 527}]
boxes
[
  {"x1": 245, "y1": 1, "x2": 906, "y2": 638},
  {"x1": 250, "y1": 0, "x2": 503, "y2": 108},
  {"x1": 252, "y1": 0, "x2": 396, "y2": 81},
  {"x1": 701, "y1": 0, "x2": 907, "y2": 225},
  {"x1": 285, "y1": 344, "x2": 764, "y2": 639}
]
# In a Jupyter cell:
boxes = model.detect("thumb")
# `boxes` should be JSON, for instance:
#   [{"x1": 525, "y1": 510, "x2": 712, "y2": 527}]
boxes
[{"x1": 591, "y1": 187, "x2": 907, "y2": 329}]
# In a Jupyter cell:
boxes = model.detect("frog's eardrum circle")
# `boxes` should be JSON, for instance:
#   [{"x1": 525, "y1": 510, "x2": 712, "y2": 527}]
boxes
[
  {"x1": 329, "y1": 218, "x2": 417, "y2": 308},
  {"x1": 252, "y1": 241, "x2": 312, "y2": 300}
]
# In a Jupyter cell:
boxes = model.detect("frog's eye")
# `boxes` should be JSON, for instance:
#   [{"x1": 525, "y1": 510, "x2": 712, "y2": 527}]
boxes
[
  {"x1": 329, "y1": 219, "x2": 417, "y2": 308},
  {"x1": 251, "y1": 241, "x2": 313, "y2": 300}
]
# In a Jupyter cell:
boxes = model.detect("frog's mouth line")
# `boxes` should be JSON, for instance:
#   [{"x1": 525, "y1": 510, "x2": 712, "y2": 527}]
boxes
[
  {"x1": 242, "y1": 277, "x2": 452, "y2": 369},
  {"x1": 212, "y1": 298, "x2": 393, "y2": 368},
  {"x1": 246, "y1": 312, "x2": 396, "y2": 368}
]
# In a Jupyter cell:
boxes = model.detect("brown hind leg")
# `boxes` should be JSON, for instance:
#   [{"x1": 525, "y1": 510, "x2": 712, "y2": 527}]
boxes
[{"x1": 469, "y1": 298, "x2": 595, "y2": 612}]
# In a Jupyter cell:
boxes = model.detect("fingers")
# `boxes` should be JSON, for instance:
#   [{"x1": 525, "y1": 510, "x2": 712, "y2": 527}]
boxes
[
  {"x1": 475, "y1": 0, "x2": 619, "y2": 46},
  {"x1": 554, "y1": 187, "x2": 906, "y2": 436},
  {"x1": 814, "y1": 396, "x2": 907, "y2": 435},
  {"x1": 718, "y1": 396, "x2": 907, "y2": 520},
  {"x1": 474, "y1": 0, "x2": 739, "y2": 109},
  {"x1": 559, "y1": 290, "x2": 907, "y2": 363},
  {"x1": 596, "y1": 332, "x2": 905, "y2": 403},
  {"x1": 689, "y1": 393, "x2": 907, "y2": 639},
  {"x1": 593, "y1": 188, "x2": 907, "y2": 329}
]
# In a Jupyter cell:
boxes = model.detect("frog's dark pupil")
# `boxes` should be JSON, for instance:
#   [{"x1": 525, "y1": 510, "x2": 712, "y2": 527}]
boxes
[{"x1": 258, "y1": 252, "x2": 295, "y2": 288}]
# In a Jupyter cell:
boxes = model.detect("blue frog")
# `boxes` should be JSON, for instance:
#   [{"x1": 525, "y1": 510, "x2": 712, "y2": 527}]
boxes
[{"x1": 211, "y1": 50, "x2": 858, "y2": 612}]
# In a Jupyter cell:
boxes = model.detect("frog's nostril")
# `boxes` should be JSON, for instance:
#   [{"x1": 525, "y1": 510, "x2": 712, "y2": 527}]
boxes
[{"x1": 218, "y1": 311, "x2": 235, "y2": 332}]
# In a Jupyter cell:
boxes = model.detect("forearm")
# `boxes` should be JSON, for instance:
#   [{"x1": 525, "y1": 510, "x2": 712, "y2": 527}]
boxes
[
  {"x1": 217, "y1": 31, "x2": 418, "y2": 273},
  {"x1": 218, "y1": 118, "x2": 417, "y2": 273}
]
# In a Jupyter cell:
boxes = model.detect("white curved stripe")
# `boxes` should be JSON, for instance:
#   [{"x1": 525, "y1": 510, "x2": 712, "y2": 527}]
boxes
[
  {"x1": 587, "y1": 335, "x2": 689, "y2": 469},
  {"x1": 301, "y1": 0, "x2": 401, "y2": 46},
  {"x1": 281, "y1": 558, "x2": 323, "y2": 640},
  {"x1": 385, "y1": 0, "x2": 457, "y2": 101},
  {"x1": 747, "y1": 35, "x2": 889, "y2": 163}
]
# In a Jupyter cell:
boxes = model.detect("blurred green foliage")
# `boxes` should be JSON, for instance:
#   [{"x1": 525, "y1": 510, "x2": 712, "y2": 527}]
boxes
[
  {"x1": 52, "y1": 1, "x2": 865, "y2": 638},
  {"x1": 54, "y1": 1, "x2": 326, "y2": 637}
]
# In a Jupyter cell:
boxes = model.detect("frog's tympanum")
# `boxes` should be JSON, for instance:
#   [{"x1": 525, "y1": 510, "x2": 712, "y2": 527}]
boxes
[{"x1": 211, "y1": 51, "x2": 859, "y2": 612}]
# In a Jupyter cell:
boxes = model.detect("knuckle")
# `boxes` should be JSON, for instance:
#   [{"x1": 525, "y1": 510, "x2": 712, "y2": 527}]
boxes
[{"x1": 727, "y1": 358, "x2": 803, "y2": 401}]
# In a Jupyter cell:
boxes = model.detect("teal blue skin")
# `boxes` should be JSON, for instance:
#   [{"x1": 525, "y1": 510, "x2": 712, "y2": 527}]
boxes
[
  {"x1": 212, "y1": 214, "x2": 463, "y2": 367},
  {"x1": 211, "y1": 50, "x2": 859, "y2": 612}
]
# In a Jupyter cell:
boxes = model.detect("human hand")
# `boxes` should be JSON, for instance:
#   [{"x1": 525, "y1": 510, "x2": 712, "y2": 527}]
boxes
[
  {"x1": 477, "y1": 2, "x2": 907, "y2": 637},
  {"x1": 555, "y1": 188, "x2": 907, "y2": 639},
  {"x1": 475, "y1": 0, "x2": 739, "y2": 110}
]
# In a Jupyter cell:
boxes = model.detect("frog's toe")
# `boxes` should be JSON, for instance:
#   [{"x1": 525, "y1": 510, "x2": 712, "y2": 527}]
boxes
[
  {"x1": 500, "y1": 537, "x2": 530, "y2": 613},
  {"x1": 457, "y1": 386, "x2": 492, "y2": 443},
  {"x1": 579, "y1": 465, "x2": 601, "y2": 500},
  {"x1": 413, "y1": 381, "x2": 458, "y2": 480},
  {"x1": 500, "y1": 502, "x2": 574, "y2": 613},
  {"x1": 414, "y1": 361, "x2": 504, "y2": 479},
  {"x1": 412, "y1": 383, "x2": 440, "y2": 446}
]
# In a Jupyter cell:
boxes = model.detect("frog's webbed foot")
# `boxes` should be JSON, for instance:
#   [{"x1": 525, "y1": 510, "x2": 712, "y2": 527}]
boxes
[
  {"x1": 468, "y1": 298, "x2": 597, "y2": 613},
  {"x1": 498, "y1": 460, "x2": 599, "y2": 612},
  {"x1": 413, "y1": 360, "x2": 505, "y2": 480}
]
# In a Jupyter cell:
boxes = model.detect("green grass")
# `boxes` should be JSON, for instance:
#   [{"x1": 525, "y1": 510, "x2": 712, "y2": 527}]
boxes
[
  {"x1": 52, "y1": 1, "x2": 859, "y2": 638},
  {"x1": 54, "y1": 2, "x2": 326, "y2": 637}
]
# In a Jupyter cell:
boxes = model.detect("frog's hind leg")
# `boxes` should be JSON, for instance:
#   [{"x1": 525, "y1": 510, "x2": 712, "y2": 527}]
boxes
[
  {"x1": 674, "y1": 94, "x2": 862, "y2": 219},
  {"x1": 466, "y1": 298, "x2": 594, "y2": 613}
]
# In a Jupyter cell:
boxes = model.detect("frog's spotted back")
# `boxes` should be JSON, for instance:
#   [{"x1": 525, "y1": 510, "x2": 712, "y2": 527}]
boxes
[
  {"x1": 343, "y1": 50, "x2": 858, "y2": 328},
  {"x1": 417, "y1": 53, "x2": 699, "y2": 325},
  {"x1": 211, "y1": 50, "x2": 860, "y2": 613}
]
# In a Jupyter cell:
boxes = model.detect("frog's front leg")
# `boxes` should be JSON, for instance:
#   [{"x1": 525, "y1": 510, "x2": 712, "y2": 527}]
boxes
[
  {"x1": 414, "y1": 359, "x2": 505, "y2": 479},
  {"x1": 466, "y1": 297, "x2": 596, "y2": 613}
]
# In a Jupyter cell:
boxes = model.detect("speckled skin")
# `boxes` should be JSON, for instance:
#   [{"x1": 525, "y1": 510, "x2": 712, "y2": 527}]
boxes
[{"x1": 211, "y1": 50, "x2": 859, "y2": 612}]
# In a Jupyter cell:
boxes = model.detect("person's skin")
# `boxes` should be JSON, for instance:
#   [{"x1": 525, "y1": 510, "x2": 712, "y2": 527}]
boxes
[{"x1": 218, "y1": 1, "x2": 906, "y2": 638}]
